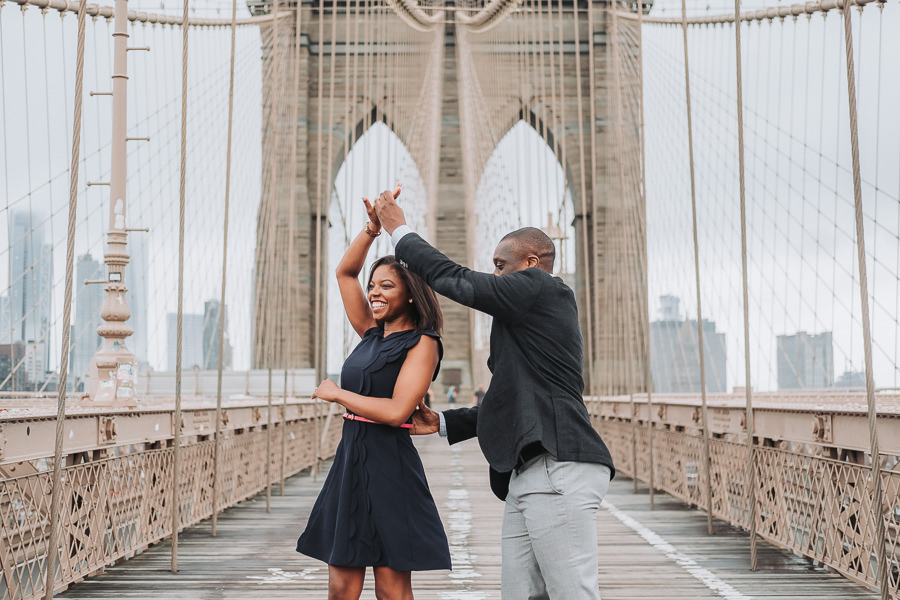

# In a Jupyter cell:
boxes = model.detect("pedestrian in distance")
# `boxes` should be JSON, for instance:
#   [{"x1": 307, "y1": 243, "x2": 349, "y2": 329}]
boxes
[{"x1": 471, "y1": 384, "x2": 485, "y2": 407}]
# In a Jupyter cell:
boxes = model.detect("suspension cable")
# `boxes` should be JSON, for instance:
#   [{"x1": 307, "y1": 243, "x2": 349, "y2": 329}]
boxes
[
  {"x1": 634, "y1": 0, "x2": 655, "y2": 510},
  {"x1": 732, "y1": 0, "x2": 757, "y2": 571},
  {"x1": 42, "y1": 0, "x2": 87, "y2": 596},
  {"x1": 679, "y1": 0, "x2": 713, "y2": 536},
  {"x1": 210, "y1": 0, "x2": 238, "y2": 538},
  {"x1": 840, "y1": 1, "x2": 888, "y2": 597},
  {"x1": 171, "y1": 0, "x2": 190, "y2": 572}
]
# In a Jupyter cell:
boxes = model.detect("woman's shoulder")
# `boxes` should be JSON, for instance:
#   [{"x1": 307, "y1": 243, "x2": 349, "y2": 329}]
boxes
[{"x1": 416, "y1": 329, "x2": 441, "y2": 341}]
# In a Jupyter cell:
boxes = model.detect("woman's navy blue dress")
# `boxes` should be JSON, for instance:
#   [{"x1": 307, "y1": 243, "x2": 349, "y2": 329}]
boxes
[{"x1": 296, "y1": 327, "x2": 451, "y2": 571}]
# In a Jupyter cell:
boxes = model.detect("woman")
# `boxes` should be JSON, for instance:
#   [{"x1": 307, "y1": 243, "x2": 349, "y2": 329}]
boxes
[{"x1": 297, "y1": 190, "x2": 451, "y2": 600}]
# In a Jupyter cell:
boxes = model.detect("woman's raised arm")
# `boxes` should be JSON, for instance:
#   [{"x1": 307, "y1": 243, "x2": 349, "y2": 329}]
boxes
[{"x1": 336, "y1": 190, "x2": 399, "y2": 337}]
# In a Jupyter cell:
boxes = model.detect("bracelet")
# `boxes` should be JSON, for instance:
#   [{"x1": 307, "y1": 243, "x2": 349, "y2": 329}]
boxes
[{"x1": 364, "y1": 222, "x2": 382, "y2": 237}]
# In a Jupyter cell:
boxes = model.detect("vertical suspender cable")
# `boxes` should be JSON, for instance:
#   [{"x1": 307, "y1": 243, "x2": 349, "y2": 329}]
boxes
[
  {"x1": 43, "y1": 1, "x2": 87, "y2": 597},
  {"x1": 635, "y1": 0, "x2": 655, "y2": 510},
  {"x1": 266, "y1": 0, "x2": 283, "y2": 515},
  {"x1": 572, "y1": 0, "x2": 595, "y2": 402},
  {"x1": 732, "y1": 0, "x2": 756, "y2": 569},
  {"x1": 610, "y1": 1, "x2": 638, "y2": 490},
  {"x1": 313, "y1": 0, "x2": 326, "y2": 386},
  {"x1": 586, "y1": 0, "x2": 602, "y2": 406},
  {"x1": 211, "y1": 0, "x2": 238, "y2": 538},
  {"x1": 679, "y1": 0, "x2": 713, "y2": 536},
  {"x1": 323, "y1": 0, "x2": 339, "y2": 371},
  {"x1": 283, "y1": 0, "x2": 303, "y2": 498},
  {"x1": 172, "y1": 0, "x2": 190, "y2": 572},
  {"x1": 840, "y1": 1, "x2": 888, "y2": 597}
]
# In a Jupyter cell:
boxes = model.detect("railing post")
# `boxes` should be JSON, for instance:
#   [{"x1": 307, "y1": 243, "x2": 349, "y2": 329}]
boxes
[
  {"x1": 266, "y1": 367, "x2": 273, "y2": 512},
  {"x1": 839, "y1": 1, "x2": 888, "y2": 597},
  {"x1": 281, "y1": 370, "x2": 287, "y2": 495}
]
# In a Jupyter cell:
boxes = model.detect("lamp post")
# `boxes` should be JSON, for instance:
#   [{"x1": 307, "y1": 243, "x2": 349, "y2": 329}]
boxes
[{"x1": 88, "y1": 0, "x2": 137, "y2": 406}]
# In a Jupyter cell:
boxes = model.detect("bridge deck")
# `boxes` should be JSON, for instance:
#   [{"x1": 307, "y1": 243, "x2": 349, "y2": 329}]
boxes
[{"x1": 58, "y1": 433, "x2": 876, "y2": 600}]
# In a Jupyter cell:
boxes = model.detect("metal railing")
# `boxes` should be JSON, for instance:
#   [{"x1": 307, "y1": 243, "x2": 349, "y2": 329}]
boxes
[
  {"x1": 0, "y1": 399, "x2": 343, "y2": 600},
  {"x1": 588, "y1": 392, "x2": 900, "y2": 599}
]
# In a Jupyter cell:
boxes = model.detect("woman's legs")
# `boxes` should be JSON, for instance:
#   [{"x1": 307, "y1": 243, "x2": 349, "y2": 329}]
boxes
[
  {"x1": 328, "y1": 565, "x2": 365, "y2": 600},
  {"x1": 373, "y1": 566, "x2": 413, "y2": 600}
]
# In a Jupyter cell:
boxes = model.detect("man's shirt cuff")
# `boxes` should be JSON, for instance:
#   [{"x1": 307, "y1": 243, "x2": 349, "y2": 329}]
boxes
[
  {"x1": 390, "y1": 224, "x2": 414, "y2": 248},
  {"x1": 438, "y1": 411, "x2": 448, "y2": 438}
]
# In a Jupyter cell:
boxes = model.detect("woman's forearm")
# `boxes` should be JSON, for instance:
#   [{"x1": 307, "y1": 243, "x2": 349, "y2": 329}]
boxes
[
  {"x1": 334, "y1": 389, "x2": 415, "y2": 428},
  {"x1": 336, "y1": 226, "x2": 378, "y2": 278}
]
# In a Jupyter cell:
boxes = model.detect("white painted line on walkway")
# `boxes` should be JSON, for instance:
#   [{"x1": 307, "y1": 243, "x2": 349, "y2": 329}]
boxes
[
  {"x1": 602, "y1": 500, "x2": 754, "y2": 600},
  {"x1": 441, "y1": 444, "x2": 488, "y2": 600}
]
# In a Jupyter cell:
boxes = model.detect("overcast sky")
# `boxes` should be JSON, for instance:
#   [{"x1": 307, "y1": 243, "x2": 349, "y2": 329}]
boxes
[{"x1": 1, "y1": 0, "x2": 898, "y2": 393}]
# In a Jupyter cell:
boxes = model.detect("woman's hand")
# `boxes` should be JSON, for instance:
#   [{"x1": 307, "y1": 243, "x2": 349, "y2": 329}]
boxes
[
  {"x1": 362, "y1": 196, "x2": 382, "y2": 235},
  {"x1": 312, "y1": 378, "x2": 341, "y2": 402}
]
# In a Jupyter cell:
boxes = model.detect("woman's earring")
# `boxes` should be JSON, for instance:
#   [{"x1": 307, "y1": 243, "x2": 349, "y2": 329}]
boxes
[{"x1": 409, "y1": 299, "x2": 413, "y2": 303}]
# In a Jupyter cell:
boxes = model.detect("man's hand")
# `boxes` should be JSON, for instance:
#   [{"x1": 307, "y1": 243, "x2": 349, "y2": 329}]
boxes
[
  {"x1": 373, "y1": 188, "x2": 407, "y2": 235},
  {"x1": 410, "y1": 399, "x2": 439, "y2": 435}
]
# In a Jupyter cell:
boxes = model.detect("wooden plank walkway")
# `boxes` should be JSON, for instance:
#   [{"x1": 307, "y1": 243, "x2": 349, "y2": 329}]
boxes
[{"x1": 59, "y1": 432, "x2": 877, "y2": 599}]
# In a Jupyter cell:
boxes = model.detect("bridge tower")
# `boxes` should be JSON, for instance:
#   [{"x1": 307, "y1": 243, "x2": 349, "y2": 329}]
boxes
[{"x1": 252, "y1": 0, "x2": 648, "y2": 397}]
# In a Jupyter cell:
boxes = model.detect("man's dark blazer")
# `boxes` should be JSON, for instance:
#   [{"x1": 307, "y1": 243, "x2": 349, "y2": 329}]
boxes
[{"x1": 395, "y1": 233, "x2": 615, "y2": 500}]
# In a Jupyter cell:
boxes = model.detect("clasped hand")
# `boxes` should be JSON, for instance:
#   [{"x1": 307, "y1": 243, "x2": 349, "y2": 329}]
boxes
[
  {"x1": 372, "y1": 188, "x2": 407, "y2": 235},
  {"x1": 311, "y1": 378, "x2": 340, "y2": 402}
]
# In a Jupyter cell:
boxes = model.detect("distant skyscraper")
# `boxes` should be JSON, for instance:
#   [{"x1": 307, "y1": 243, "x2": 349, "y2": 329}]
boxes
[
  {"x1": 202, "y1": 299, "x2": 232, "y2": 370},
  {"x1": 9, "y1": 211, "x2": 53, "y2": 376},
  {"x1": 835, "y1": 369, "x2": 866, "y2": 388},
  {"x1": 777, "y1": 332, "x2": 833, "y2": 390},
  {"x1": 0, "y1": 342, "x2": 27, "y2": 390},
  {"x1": 70, "y1": 254, "x2": 104, "y2": 382},
  {"x1": 0, "y1": 295, "x2": 10, "y2": 344},
  {"x1": 650, "y1": 296, "x2": 727, "y2": 393},
  {"x1": 126, "y1": 235, "x2": 149, "y2": 366},
  {"x1": 9, "y1": 211, "x2": 53, "y2": 377},
  {"x1": 167, "y1": 313, "x2": 205, "y2": 370}
]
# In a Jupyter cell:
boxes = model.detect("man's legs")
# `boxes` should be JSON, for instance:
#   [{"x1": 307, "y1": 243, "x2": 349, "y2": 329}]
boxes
[
  {"x1": 501, "y1": 495, "x2": 549, "y2": 599},
  {"x1": 502, "y1": 457, "x2": 611, "y2": 600}
]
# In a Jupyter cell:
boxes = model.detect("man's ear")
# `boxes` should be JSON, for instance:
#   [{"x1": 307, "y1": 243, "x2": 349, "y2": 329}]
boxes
[{"x1": 526, "y1": 255, "x2": 540, "y2": 268}]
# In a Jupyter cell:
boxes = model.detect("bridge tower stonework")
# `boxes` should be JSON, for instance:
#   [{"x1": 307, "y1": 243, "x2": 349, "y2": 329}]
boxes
[{"x1": 252, "y1": 0, "x2": 647, "y2": 397}]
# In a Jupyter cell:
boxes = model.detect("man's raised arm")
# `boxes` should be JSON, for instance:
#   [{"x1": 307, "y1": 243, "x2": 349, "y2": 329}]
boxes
[{"x1": 373, "y1": 190, "x2": 542, "y2": 321}]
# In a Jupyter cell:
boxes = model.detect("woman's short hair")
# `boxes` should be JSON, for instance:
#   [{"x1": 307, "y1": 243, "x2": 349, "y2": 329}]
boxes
[{"x1": 368, "y1": 255, "x2": 443, "y2": 334}]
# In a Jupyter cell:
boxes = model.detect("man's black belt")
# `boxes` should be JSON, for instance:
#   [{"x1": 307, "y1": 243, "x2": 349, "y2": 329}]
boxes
[{"x1": 515, "y1": 442, "x2": 547, "y2": 473}]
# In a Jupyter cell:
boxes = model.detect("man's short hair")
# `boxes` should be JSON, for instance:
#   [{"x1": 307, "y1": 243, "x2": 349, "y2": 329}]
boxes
[{"x1": 500, "y1": 227, "x2": 556, "y2": 272}]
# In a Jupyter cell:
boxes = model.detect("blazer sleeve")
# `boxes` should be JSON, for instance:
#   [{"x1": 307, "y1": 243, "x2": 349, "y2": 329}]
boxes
[
  {"x1": 395, "y1": 232, "x2": 542, "y2": 321},
  {"x1": 442, "y1": 406, "x2": 479, "y2": 445}
]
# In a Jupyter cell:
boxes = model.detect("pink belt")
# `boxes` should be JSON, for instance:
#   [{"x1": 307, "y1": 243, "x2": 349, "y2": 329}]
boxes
[{"x1": 343, "y1": 413, "x2": 413, "y2": 429}]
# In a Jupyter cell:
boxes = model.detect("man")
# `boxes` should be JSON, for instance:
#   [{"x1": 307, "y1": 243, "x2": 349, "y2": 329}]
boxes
[{"x1": 374, "y1": 190, "x2": 615, "y2": 600}]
